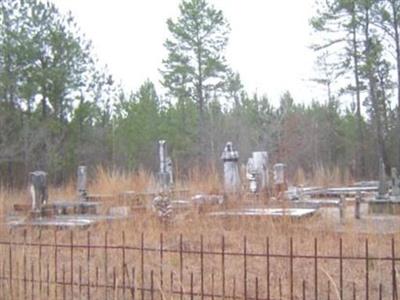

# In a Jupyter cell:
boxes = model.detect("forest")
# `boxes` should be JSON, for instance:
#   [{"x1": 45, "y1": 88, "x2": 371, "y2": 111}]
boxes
[{"x1": 1, "y1": 0, "x2": 400, "y2": 186}]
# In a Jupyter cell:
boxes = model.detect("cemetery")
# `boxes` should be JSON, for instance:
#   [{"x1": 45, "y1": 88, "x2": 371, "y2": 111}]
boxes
[
  {"x1": 1, "y1": 0, "x2": 400, "y2": 298},
  {"x1": 3, "y1": 139, "x2": 400, "y2": 230}
]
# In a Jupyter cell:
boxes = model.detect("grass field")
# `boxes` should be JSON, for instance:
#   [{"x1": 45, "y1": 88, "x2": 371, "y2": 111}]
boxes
[{"x1": 0, "y1": 166, "x2": 399, "y2": 299}]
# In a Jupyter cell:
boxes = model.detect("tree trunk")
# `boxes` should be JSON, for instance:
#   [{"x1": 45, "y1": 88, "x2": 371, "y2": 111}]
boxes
[
  {"x1": 364, "y1": 6, "x2": 387, "y2": 174},
  {"x1": 390, "y1": 0, "x2": 400, "y2": 170},
  {"x1": 351, "y1": 2, "x2": 366, "y2": 178}
]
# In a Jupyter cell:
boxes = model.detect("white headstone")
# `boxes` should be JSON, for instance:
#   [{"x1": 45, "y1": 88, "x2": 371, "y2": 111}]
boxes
[
  {"x1": 252, "y1": 151, "x2": 269, "y2": 189},
  {"x1": 158, "y1": 140, "x2": 172, "y2": 189},
  {"x1": 77, "y1": 165, "x2": 88, "y2": 201},
  {"x1": 246, "y1": 157, "x2": 258, "y2": 193},
  {"x1": 221, "y1": 142, "x2": 240, "y2": 193}
]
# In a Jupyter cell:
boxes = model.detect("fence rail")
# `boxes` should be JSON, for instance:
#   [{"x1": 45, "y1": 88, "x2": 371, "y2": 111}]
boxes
[{"x1": 0, "y1": 230, "x2": 398, "y2": 300}]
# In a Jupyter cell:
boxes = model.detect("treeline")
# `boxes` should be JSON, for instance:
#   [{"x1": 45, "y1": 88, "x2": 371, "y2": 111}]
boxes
[{"x1": 0, "y1": 0, "x2": 399, "y2": 186}]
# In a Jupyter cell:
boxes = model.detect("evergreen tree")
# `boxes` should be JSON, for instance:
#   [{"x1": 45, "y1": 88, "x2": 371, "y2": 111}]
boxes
[{"x1": 160, "y1": 0, "x2": 231, "y2": 161}]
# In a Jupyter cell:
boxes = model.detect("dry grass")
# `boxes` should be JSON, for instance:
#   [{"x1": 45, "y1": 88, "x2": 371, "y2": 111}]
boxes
[{"x1": 0, "y1": 166, "x2": 399, "y2": 299}]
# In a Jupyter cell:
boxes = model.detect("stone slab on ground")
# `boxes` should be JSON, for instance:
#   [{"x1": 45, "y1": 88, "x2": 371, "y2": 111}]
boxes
[
  {"x1": 208, "y1": 207, "x2": 317, "y2": 219},
  {"x1": 6, "y1": 214, "x2": 126, "y2": 228}
]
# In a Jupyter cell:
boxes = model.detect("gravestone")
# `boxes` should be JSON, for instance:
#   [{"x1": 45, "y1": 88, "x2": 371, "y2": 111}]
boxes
[
  {"x1": 29, "y1": 171, "x2": 48, "y2": 211},
  {"x1": 252, "y1": 151, "x2": 269, "y2": 189},
  {"x1": 273, "y1": 163, "x2": 287, "y2": 198},
  {"x1": 77, "y1": 165, "x2": 88, "y2": 201},
  {"x1": 378, "y1": 158, "x2": 388, "y2": 199},
  {"x1": 221, "y1": 142, "x2": 240, "y2": 193},
  {"x1": 391, "y1": 167, "x2": 400, "y2": 197},
  {"x1": 246, "y1": 157, "x2": 258, "y2": 193},
  {"x1": 158, "y1": 140, "x2": 173, "y2": 190}
]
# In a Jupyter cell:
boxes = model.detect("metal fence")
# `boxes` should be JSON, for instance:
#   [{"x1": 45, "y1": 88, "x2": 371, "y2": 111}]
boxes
[{"x1": 0, "y1": 230, "x2": 399, "y2": 300}]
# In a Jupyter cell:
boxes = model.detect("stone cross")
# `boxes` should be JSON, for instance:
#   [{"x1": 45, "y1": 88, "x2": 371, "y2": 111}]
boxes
[
  {"x1": 221, "y1": 141, "x2": 240, "y2": 193},
  {"x1": 29, "y1": 171, "x2": 48, "y2": 211},
  {"x1": 77, "y1": 165, "x2": 88, "y2": 201},
  {"x1": 391, "y1": 167, "x2": 400, "y2": 197}
]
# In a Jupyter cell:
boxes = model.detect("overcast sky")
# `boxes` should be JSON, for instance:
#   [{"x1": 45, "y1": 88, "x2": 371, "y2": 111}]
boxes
[{"x1": 50, "y1": 0, "x2": 324, "y2": 106}]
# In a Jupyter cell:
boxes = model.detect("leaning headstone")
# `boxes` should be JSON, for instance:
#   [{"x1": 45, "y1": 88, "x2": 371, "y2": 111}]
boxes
[
  {"x1": 221, "y1": 142, "x2": 241, "y2": 193},
  {"x1": 378, "y1": 158, "x2": 388, "y2": 198},
  {"x1": 29, "y1": 171, "x2": 48, "y2": 212},
  {"x1": 391, "y1": 167, "x2": 400, "y2": 197},
  {"x1": 77, "y1": 166, "x2": 88, "y2": 201}
]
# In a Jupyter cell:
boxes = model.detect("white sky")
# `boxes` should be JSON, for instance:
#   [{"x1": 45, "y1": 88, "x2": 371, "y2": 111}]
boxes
[{"x1": 50, "y1": 0, "x2": 326, "y2": 106}]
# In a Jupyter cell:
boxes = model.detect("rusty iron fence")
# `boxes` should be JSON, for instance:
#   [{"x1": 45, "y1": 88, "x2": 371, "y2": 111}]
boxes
[{"x1": 0, "y1": 230, "x2": 399, "y2": 300}]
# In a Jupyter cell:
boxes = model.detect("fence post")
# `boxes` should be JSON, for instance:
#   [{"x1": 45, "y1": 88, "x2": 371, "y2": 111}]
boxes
[
  {"x1": 290, "y1": 237, "x2": 293, "y2": 300},
  {"x1": 179, "y1": 234, "x2": 183, "y2": 300},
  {"x1": 314, "y1": 238, "x2": 318, "y2": 300},
  {"x1": 340, "y1": 238, "x2": 343, "y2": 300},
  {"x1": 233, "y1": 276, "x2": 236, "y2": 300},
  {"x1": 211, "y1": 270, "x2": 215, "y2": 300},
  {"x1": 122, "y1": 230, "x2": 126, "y2": 299},
  {"x1": 151, "y1": 269, "x2": 154, "y2": 300},
  {"x1": 221, "y1": 235, "x2": 225, "y2": 300},
  {"x1": 54, "y1": 230, "x2": 57, "y2": 300},
  {"x1": 160, "y1": 233, "x2": 163, "y2": 292},
  {"x1": 8, "y1": 234, "x2": 12, "y2": 298},
  {"x1": 46, "y1": 263, "x2": 49, "y2": 298},
  {"x1": 200, "y1": 234, "x2": 204, "y2": 300},
  {"x1": 38, "y1": 230, "x2": 42, "y2": 296},
  {"x1": 87, "y1": 231, "x2": 91, "y2": 300},
  {"x1": 31, "y1": 262, "x2": 34, "y2": 300},
  {"x1": 79, "y1": 266, "x2": 82, "y2": 298},
  {"x1": 170, "y1": 271, "x2": 173, "y2": 297},
  {"x1": 24, "y1": 230, "x2": 27, "y2": 300},
  {"x1": 132, "y1": 267, "x2": 136, "y2": 300},
  {"x1": 255, "y1": 277, "x2": 259, "y2": 300},
  {"x1": 104, "y1": 231, "x2": 108, "y2": 299},
  {"x1": 190, "y1": 272, "x2": 194, "y2": 300},
  {"x1": 366, "y1": 238, "x2": 369, "y2": 300},
  {"x1": 244, "y1": 236, "x2": 247, "y2": 300},
  {"x1": 266, "y1": 237, "x2": 270, "y2": 300},
  {"x1": 62, "y1": 264, "x2": 66, "y2": 300},
  {"x1": 141, "y1": 232, "x2": 145, "y2": 300},
  {"x1": 70, "y1": 230, "x2": 73, "y2": 298},
  {"x1": 392, "y1": 238, "x2": 398, "y2": 300}
]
